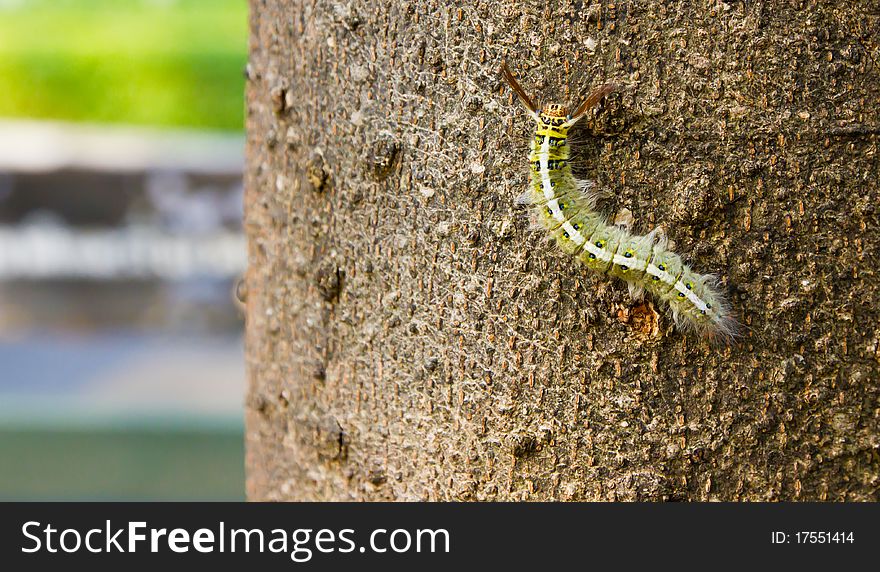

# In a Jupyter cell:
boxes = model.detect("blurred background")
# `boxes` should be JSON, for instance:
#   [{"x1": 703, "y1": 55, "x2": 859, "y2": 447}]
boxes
[{"x1": 0, "y1": 0, "x2": 248, "y2": 499}]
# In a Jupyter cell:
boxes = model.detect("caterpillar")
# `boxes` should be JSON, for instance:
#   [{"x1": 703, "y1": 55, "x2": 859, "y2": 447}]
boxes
[{"x1": 501, "y1": 62, "x2": 737, "y2": 343}]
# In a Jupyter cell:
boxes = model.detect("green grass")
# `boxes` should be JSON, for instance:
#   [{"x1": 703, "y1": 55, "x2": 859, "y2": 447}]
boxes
[
  {"x1": 0, "y1": 0, "x2": 247, "y2": 130},
  {"x1": 0, "y1": 427, "x2": 245, "y2": 500}
]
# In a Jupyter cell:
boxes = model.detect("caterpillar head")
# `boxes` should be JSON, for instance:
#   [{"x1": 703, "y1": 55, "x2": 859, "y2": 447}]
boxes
[
  {"x1": 501, "y1": 61, "x2": 616, "y2": 127},
  {"x1": 541, "y1": 103, "x2": 567, "y2": 117},
  {"x1": 540, "y1": 104, "x2": 570, "y2": 130}
]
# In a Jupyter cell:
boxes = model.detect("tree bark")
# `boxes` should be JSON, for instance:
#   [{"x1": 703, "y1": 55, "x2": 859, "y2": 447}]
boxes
[{"x1": 244, "y1": 0, "x2": 879, "y2": 500}]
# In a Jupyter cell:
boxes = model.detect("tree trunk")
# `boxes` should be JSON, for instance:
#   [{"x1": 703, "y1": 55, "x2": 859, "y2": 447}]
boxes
[{"x1": 243, "y1": 0, "x2": 879, "y2": 501}]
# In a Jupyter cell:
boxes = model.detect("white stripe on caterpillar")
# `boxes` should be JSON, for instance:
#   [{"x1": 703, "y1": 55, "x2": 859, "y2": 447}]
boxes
[
  {"x1": 539, "y1": 137, "x2": 554, "y2": 199},
  {"x1": 501, "y1": 62, "x2": 738, "y2": 344}
]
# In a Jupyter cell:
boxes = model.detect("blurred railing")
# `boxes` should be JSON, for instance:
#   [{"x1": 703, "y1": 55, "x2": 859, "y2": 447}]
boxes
[{"x1": 0, "y1": 120, "x2": 247, "y2": 499}]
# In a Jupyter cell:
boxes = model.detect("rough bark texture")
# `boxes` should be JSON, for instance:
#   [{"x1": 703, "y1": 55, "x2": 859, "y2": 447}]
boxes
[{"x1": 244, "y1": 0, "x2": 879, "y2": 501}]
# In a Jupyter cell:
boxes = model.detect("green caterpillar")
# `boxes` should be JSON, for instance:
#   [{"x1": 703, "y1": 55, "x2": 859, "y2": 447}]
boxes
[{"x1": 502, "y1": 63, "x2": 737, "y2": 343}]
